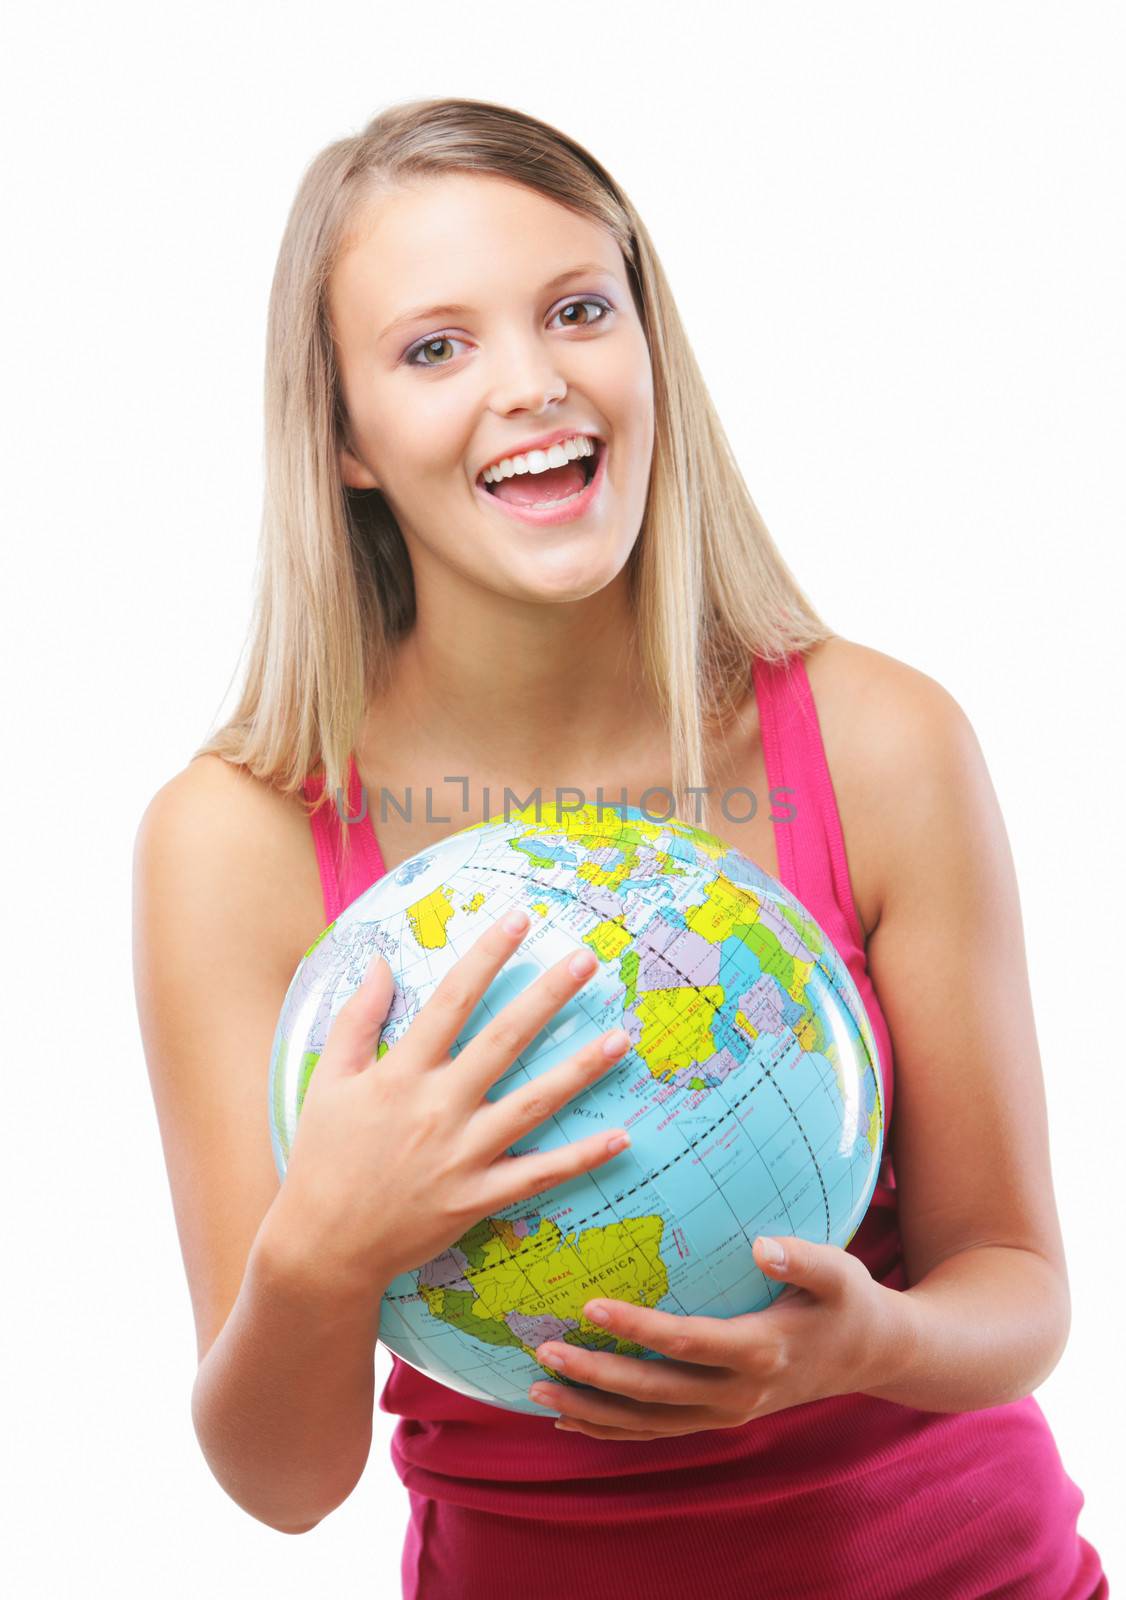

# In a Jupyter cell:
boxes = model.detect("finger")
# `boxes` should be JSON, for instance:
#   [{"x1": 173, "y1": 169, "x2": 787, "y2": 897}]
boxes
[
  {"x1": 753, "y1": 1235, "x2": 857, "y2": 1301},
  {"x1": 531, "y1": 1339, "x2": 728, "y2": 1406},
  {"x1": 479, "y1": 1122, "x2": 632, "y2": 1214},
  {"x1": 450, "y1": 939, "x2": 606, "y2": 1099},
  {"x1": 399, "y1": 908, "x2": 534, "y2": 1067},
  {"x1": 575, "y1": 1300, "x2": 756, "y2": 1368},
  {"x1": 320, "y1": 949, "x2": 397, "y2": 1077},
  {"x1": 468, "y1": 1026, "x2": 632, "y2": 1160}
]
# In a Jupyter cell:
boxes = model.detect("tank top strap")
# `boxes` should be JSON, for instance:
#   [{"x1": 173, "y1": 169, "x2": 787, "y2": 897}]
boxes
[
  {"x1": 301, "y1": 752, "x2": 387, "y2": 926},
  {"x1": 751, "y1": 650, "x2": 867, "y2": 955}
]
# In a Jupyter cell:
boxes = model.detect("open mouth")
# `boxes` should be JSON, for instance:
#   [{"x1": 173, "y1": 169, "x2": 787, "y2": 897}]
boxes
[
  {"x1": 474, "y1": 437, "x2": 607, "y2": 526},
  {"x1": 479, "y1": 439, "x2": 601, "y2": 499}
]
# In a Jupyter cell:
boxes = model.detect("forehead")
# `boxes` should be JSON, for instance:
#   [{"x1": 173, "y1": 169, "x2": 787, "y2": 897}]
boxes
[{"x1": 329, "y1": 173, "x2": 624, "y2": 331}]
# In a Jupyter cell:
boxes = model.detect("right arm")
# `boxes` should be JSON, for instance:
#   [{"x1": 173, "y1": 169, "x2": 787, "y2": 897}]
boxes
[
  {"x1": 132, "y1": 755, "x2": 379, "y2": 1533},
  {"x1": 134, "y1": 755, "x2": 633, "y2": 1533}
]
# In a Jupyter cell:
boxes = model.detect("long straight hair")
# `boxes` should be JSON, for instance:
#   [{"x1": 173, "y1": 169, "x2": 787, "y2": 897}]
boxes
[{"x1": 195, "y1": 96, "x2": 835, "y2": 862}]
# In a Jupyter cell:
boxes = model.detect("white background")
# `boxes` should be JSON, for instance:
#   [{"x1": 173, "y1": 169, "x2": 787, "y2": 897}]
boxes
[{"x1": 4, "y1": 1, "x2": 1123, "y2": 1594}]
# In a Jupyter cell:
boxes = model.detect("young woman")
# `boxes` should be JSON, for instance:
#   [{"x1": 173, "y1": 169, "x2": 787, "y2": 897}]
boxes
[{"x1": 132, "y1": 97, "x2": 1107, "y2": 1597}]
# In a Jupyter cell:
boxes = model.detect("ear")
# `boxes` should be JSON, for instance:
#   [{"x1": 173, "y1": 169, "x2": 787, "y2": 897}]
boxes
[{"x1": 338, "y1": 442, "x2": 380, "y2": 491}]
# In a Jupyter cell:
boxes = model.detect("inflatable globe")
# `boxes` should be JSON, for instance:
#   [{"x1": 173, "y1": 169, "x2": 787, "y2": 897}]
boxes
[{"x1": 268, "y1": 803, "x2": 884, "y2": 1416}]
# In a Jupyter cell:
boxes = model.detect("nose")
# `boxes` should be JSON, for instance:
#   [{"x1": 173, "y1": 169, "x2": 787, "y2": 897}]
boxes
[{"x1": 484, "y1": 332, "x2": 568, "y2": 418}]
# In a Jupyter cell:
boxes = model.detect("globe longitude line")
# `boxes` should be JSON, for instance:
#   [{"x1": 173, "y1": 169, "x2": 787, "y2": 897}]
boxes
[
  {"x1": 758, "y1": 1064, "x2": 833, "y2": 1242},
  {"x1": 616, "y1": 948, "x2": 801, "y2": 1321},
  {"x1": 662, "y1": 1022, "x2": 805, "y2": 1311}
]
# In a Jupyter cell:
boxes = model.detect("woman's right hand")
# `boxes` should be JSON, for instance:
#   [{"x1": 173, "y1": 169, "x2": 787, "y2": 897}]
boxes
[{"x1": 273, "y1": 908, "x2": 633, "y2": 1293}]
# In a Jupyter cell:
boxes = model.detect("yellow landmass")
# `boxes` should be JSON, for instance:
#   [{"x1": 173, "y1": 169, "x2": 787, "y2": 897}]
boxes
[
  {"x1": 866, "y1": 1094, "x2": 882, "y2": 1154},
  {"x1": 734, "y1": 1007, "x2": 759, "y2": 1041},
  {"x1": 586, "y1": 916, "x2": 632, "y2": 962},
  {"x1": 633, "y1": 985, "x2": 724, "y2": 1081},
  {"x1": 683, "y1": 872, "x2": 763, "y2": 944},
  {"x1": 407, "y1": 884, "x2": 457, "y2": 949},
  {"x1": 415, "y1": 1213, "x2": 670, "y2": 1373}
]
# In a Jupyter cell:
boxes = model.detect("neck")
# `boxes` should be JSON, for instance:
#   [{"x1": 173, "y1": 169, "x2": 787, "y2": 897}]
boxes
[{"x1": 364, "y1": 568, "x2": 668, "y2": 783}]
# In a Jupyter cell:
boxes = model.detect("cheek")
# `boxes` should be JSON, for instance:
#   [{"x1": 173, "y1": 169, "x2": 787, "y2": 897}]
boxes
[
  {"x1": 363, "y1": 422, "x2": 463, "y2": 502},
  {"x1": 610, "y1": 337, "x2": 655, "y2": 449},
  {"x1": 390, "y1": 413, "x2": 477, "y2": 494}
]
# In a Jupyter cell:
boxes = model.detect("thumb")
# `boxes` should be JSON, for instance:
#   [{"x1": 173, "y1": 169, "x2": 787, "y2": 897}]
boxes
[
  {"x1": 325, "y1": 952, "x2": 395, "y2": 1075},
  {"x1": 753, "y1": 1235, "x2": 852, "y2": 1300}
]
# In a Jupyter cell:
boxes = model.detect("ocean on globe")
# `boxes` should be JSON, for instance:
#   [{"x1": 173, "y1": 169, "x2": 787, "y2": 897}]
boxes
[{"x1": 268, "y1": 802, "x2": 884, "y2": 1417}]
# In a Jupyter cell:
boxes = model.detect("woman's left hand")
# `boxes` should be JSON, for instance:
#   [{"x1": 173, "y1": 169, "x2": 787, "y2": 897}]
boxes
[{"x1": 528, "y1": 1234, "x2": 908, "y2": 1439}]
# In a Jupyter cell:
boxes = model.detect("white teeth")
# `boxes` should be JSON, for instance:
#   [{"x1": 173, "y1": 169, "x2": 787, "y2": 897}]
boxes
[{"x1": 481, "y1": 434, "x2": 596, "y2": 484}]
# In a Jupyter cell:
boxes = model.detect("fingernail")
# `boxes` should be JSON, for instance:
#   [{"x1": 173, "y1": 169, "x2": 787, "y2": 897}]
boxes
[
  {"x1": 757, "y1": 1235, "x2": 785, "y2": 1264},
  {"x1": 584, "y1": 1301, "x2": 610, "y2": 1325},
  {"x1": 602, "y1": 1028, "x2": 630, "y2": 1056},
  {"x1": 504, "y1": 910, "x2": 529, "y2": 934},
  {"x1": 569, "y1": 950, "x2": 597, "y2": 978}
]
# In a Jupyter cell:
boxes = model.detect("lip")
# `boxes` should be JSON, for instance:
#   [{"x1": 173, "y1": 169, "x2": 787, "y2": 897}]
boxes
[
  {"x1": 474, "y1": 437, "x2": 607, "y2": 528},
  {"x1": 475, "y1": 426, "x2": 602, "y2": 483}
]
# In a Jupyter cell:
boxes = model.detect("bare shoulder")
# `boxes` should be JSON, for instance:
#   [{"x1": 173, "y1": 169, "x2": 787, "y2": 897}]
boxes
[
  {"x1": 135, "y1": 754, "x2": 327, "y2": 975},
  {"x1": 802, "y1": 635, "x2": 980, "y2": 940}
]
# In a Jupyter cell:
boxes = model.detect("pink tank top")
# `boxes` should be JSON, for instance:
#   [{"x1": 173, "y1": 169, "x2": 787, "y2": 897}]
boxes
[{"x1": 302, "y1": 652, "x2": 1106, "y2": 1600}]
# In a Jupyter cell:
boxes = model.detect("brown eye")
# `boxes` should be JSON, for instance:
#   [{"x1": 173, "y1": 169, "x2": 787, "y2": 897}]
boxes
[
  {"x1": 404, "y1": 332, "x2": 471, "y2": 368},
  {"x1": 413, "y1": 336, "x2": 458, "y2": 366},
  {"x1": 555, "y1": 298, "x2": 611, "y2": 329}
]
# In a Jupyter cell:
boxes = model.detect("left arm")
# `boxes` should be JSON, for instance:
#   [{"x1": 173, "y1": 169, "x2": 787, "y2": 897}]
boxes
[
  {"x1": 861, "y1": 1243, "x2": 1069, "y2": 1412},
  {"x1": 526, "y1": 656, "x2": 1072, "y2": 1435},
  {"x1": 857, "y1": 659, "x2": 1071, "y2": 1409}
]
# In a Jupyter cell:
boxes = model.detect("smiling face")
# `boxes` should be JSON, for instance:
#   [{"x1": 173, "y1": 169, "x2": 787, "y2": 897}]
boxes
[{"x1": 327, "y1": 173, "x2": 656, "y2": 605}]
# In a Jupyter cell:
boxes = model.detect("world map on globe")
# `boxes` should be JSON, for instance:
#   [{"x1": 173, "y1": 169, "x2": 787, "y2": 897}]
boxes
[{"x1": 268, "y1": 802, "x2": 884, "y2": 1416}]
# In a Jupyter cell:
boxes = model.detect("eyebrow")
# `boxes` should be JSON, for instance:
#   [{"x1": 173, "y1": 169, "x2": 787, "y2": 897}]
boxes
[{"x1": 377, "y1": 263, "x2": 617, "y2": 345}]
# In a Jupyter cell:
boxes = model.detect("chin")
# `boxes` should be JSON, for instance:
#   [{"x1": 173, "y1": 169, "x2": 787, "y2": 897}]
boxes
[{"x1": 505, "y1": 544, "x2": 634, "y2": 604}]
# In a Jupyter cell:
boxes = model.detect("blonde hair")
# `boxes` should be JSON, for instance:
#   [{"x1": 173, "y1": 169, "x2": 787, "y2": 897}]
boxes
[{"x1": 196, "y1": 95, "x2": 834, "y2": 863}]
